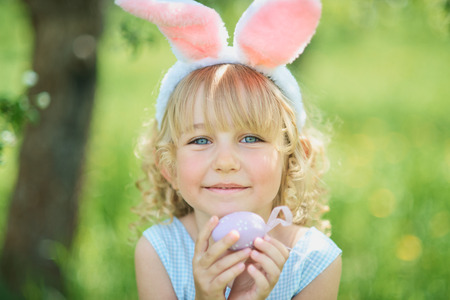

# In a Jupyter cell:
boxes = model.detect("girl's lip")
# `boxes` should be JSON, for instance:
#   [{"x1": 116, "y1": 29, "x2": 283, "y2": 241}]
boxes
[
  {"x1": 208, "y1": 183, "x2": 246, "y2": 189},
  {"x1": 204, "y1": 183, "x2": 249, "y2": 193}
]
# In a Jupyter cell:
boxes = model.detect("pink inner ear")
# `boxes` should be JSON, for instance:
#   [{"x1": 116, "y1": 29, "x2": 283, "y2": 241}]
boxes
[
  {"x1": 237, "y1": 0, "x2": 321, "y2": 68},
  {"x1": 117, "y1": 0, "x2": 227, "y2": 60},
  {"x1": 159, "y1": 17, "x2": 225, "y2": 60}
]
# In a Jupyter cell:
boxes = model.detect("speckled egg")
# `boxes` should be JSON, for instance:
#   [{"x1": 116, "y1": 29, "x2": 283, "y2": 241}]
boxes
[{"x1": 212, "y1": 211, "x2": 267, "y2": 250}]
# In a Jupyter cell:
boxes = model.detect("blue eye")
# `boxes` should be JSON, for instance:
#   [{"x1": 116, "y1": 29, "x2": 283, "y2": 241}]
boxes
[
  {"x1": 241, "y1": 135, "x2": 262, "y2": 143},
  {"x1": 190, "y1": 137, "x2": 210, "y2": 145}
]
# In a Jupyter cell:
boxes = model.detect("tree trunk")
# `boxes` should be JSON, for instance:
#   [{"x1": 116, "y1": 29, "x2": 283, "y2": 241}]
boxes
[{"x1": 0, "y1": 0, "x2": 104, "y2": 297}]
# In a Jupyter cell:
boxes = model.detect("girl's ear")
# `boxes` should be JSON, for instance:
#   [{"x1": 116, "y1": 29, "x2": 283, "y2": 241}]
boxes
[
  {"x1": 159, "y1": 164, "x2": 178, "y2": 190},
  {"x1": 154, "y1": 148, "x2": 178, "y2": 189},
  {"x1": 300, "y1": 136, "x2": 312, "y2": 160}
]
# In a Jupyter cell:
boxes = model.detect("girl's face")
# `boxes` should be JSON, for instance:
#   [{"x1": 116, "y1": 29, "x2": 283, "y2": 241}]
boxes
[{"x1": 171, "y1": 90, "x2": 284, "y2": 223}]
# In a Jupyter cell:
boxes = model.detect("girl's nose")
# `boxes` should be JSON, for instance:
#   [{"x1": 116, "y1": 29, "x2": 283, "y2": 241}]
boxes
[{"x1": 212, "y1": 145, "x2": 240, "y2": 173}]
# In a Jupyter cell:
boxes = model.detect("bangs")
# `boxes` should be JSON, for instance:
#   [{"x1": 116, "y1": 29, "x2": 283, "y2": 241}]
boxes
[{"x1": 165, "y1": 64, "x2": 295, "y2": 144}]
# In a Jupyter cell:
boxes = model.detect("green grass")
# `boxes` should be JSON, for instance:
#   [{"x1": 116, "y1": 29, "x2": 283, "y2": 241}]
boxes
[{"x1": 1, "y1": 0, "x2": 449, "y2": 299}]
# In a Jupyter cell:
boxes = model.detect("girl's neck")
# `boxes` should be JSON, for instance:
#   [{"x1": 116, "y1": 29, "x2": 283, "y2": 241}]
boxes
[{"x1": 179, "y1": 213, "x2": 199, "y2": 241}]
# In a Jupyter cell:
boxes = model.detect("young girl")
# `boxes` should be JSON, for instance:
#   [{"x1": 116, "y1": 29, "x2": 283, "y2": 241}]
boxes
[{"x1": 117, "y1": 0, "x2": 342, "y2": 299}]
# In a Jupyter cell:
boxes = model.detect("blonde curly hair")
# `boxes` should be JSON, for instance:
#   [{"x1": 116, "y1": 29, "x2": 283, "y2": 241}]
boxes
[{"x1": 132, "y1": 64, "x2": 331, "y2": 235}]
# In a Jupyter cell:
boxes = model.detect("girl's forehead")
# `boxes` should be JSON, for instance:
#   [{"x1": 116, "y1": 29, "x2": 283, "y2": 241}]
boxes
[
  {"x1": 189, "y1": 96, "x2": 235, "y2": 132},
  {"x1": 182, "y1": 98, "x2": 279, "y2": 141},
  {"x1": 171, "y1": 65, "x2": 288, "y2": 137}
]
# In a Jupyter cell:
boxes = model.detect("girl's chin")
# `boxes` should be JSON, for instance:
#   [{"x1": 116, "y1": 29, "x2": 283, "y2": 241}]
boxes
[{"x1": 210, "y1": 205, "x2": 259, "y2": 219}]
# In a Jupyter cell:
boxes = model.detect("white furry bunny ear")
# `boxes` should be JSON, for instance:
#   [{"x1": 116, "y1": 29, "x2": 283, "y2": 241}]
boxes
[
  {"x1": 115, "y1": 0, "x2": 229, "y2": 62},
  {"x1": 234, "y1": 0, "x2": 322, "y2": 69}
]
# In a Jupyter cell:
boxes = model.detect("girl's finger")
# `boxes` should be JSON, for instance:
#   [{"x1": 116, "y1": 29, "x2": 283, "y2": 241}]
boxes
[
  {"x1": 209, "y1": 247, "x2": 251, "y2": 275},
  {"x1": 194, "y1": 216, "x2": 219, "y2": 257},
  {"x1": 250, "y1": 249, "x2": 281, "y2": 281},
  {"x1": 200, "y1": 230, "x2": 240, "y2": 267},
  {"x1": 265, "y1": 235, "x2": 290, "y2": 259},
  {"x1": 253, "y1": 237, "x2": 288, "y2": 269},
  {"x1": 247, "y1": 264, "x2": 271, "y2": 295},
  {"x1": 211, "y1": 262, "x2": 246, "y2": 290}
]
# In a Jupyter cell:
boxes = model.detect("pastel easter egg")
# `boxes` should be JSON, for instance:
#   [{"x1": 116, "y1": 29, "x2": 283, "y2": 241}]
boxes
[{"x1": 212, "y1": 211, "x2": 267, "y2": 250}]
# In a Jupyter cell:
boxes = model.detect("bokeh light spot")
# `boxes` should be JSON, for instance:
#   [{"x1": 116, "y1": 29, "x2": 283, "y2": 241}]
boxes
[
  {"x1": 36, "y1": 91, "x2": 51, "y2": 109},
  {"x1": 22, "y1": 70, "x2": 39, "y2": 87},
  {"x1": 350, "y1": 134, "x2": 375, "y2": 166},
  {"x1": 1, "y1": 130, "x2": 16, "y2": 146},
  {"x1": 73, "y1": 34, "x2": 97, "y2": 60},
  {"x1": 396, "y1": 235, "x2": 423, "y2": 261},
  {"x1": 368, "y1": 188, "x2": 396, "y2": 218}
]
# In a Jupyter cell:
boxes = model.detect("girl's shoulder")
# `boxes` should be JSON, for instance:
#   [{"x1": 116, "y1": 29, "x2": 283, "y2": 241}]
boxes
[
  {"x1": 135, "y1": 236, "x2": 178, "y2": 299},
  {"x1": 143, "y1": 216, "x2": 194, "y2": 249},
  {"x1": 291, "y1": 225, "x2": 311, "y2": 246}
]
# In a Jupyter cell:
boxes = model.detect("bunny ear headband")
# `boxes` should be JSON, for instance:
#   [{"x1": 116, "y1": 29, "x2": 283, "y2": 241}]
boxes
[{"x1": 115, "y1": 0, "x2": 322, "y2": 129}]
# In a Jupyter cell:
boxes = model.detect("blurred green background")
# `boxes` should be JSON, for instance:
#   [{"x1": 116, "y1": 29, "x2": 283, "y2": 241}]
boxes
[{"x1": 1, "y1": 0, "x2": 449, "y2": 299}]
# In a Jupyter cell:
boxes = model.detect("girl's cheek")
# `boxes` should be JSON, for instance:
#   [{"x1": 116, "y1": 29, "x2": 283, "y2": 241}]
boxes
[
  {"x1": 176, "y1": 153, "x2": 205, "y2": 181},
  {"x1": 248, "y1": 150, "x2": 282, "y2": 174}
]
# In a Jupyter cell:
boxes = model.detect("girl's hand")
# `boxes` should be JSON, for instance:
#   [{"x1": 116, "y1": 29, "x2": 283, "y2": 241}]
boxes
[
  {"x1": 228, "y1": 235, "x2": 290, "y2": 300},
  {"x1": 193, "y1": 216, "x2": 252, "y2": 300}
]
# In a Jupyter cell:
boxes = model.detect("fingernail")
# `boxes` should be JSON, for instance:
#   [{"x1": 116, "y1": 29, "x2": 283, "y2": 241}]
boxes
[
  {"x1": 248, "y1": 264, "x2": 256, "y2": 273},
  {"x1": 264, "y1": 235, "x2": 271, "y2": 242},
  {"x1": 255, "y1": 237, "x2": 263, "y2": 245},
  {"x1": 226, "y1": 230, "x2": 239, "y2": 241}
]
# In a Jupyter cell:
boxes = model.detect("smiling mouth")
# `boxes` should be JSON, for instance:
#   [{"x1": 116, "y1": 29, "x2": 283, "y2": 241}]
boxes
[{"x1": 205, "y1": 184, "x2": 249, "y2": 193}]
